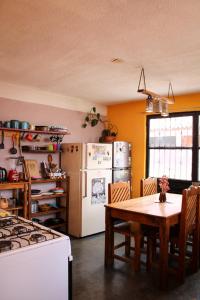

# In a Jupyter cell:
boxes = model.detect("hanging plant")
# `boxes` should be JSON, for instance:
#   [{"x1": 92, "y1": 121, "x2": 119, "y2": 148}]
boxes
[
  {"x1": 82, "y1": 107, "x2": 102, "y2": 128},
  {"x1": 99, "y1": 121, "x2": 118, "y2": 143}
]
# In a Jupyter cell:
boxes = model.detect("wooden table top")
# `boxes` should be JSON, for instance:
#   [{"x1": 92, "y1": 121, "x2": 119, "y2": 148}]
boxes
[{"x1": 105, "y1": 193, "x2": 182, "y2": 218}]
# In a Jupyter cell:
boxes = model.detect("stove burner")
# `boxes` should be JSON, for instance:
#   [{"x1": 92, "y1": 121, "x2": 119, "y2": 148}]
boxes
[
  {"x1": 0, "y1": 218, "x2": 14, "y2": 228},
  {"x1": 30, "y1": 233, "x2": 46, "y2": 243},
  {"x1": 0, "y1": 240, "x2": 12, "y2": 253},
  {"x1": 12, "y1": 225, "x2": 27, "y2": 235}
]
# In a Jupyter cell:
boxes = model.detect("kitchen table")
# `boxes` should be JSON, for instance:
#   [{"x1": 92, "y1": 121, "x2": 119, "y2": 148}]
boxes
[{"x1": 104, "y1": 193, "x2": 182, "y2": 289}]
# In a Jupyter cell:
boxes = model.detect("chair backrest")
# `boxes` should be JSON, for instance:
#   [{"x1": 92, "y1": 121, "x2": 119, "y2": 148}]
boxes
[
  {"x1": 140, "y1": 177, "x2": 157, "y2": 197},
  {"x1": 179, "y1": 186, "x2": 200, "y2": 239},
  {"x1": 108, "y1": 181, "x2": 131, "y2": 204}
]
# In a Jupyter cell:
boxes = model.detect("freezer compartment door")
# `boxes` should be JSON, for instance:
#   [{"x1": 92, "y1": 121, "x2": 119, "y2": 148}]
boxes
[
  {"x1": 113, "y1": 141, "x2": 131, "y2": 168},
  {"x1": 81, "y1": 169, "x2": 112, "y2": 236},
  {"x1": 86, "y1": 143, "x2": 112, "y2": 169},
  {"x1": 112, "y1": 168, "x2": 132, "y2": 183}
]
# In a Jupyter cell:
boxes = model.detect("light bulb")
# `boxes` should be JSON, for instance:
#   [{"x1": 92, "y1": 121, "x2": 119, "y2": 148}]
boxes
[{"x1": 145, "y1": 95, "x2": 153, "y2": 112}]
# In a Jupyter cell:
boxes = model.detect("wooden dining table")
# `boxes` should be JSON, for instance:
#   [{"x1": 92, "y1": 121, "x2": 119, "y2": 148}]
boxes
[{"x1": 104, "y1": 193, "x2": 182, "y2": 289}]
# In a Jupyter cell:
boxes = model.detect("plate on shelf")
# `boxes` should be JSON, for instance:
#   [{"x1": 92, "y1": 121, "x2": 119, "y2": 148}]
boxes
[
  {"x1": 31, "y1": 194, "x2": 42, "y2": 198},
  {"x1": 41, "y1": 192, "x2": 54, "y2": 196},
  {"x1": 50, "y1": 188, "x2": 64, "y2": 194},
  {"x1": 53, "y1": 190, "x2": 64, "y2": 194}
]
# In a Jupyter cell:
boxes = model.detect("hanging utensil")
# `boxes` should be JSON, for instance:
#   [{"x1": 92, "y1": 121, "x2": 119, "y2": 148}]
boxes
[
  {"x1": 17, "y1": 135, "x2": 24, "y2": 166},
  {"x1": 9, "y1": 134, "x2": 17, "y2": 155},
  {"x1": 48, "y1": 154, "x2": 53, "y2": 169},
  {"x1": 0, "y1": 130, "x2": 4, "y2": 149}
]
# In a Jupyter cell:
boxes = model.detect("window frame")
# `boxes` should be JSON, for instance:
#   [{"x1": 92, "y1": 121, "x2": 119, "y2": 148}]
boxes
[{"x1": 146, "y1": 111, "x2": 200, "y2": 193}]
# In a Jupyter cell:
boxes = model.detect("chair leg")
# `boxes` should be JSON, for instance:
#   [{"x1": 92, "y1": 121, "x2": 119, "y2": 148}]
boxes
[
  {"x1": 191, "y1": 233, "x2": 199, "y2": 273},
  {"x1": 133, "y1": 234, "x2": 142, "y2": 272},
  {"x1": 125, "y1": 236, "x2": 131, "y2": 257},
  {"x1": 146, "y1": 236, "x2": 153, "y2": 271},
  {"x1": 178, "y1": 248, "x2": 186, "y2": 284},
  {"x1": 170, "y1": 240, "x2": 176, "y2": 254}
]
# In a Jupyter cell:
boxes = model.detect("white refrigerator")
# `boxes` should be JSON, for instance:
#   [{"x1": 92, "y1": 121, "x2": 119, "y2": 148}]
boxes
[{"x1": 61, "y1": 143, "x2": 112, "y2": 237}]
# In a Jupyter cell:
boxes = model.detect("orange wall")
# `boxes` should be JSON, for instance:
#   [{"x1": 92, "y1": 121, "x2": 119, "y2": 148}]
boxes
[{"x1": 108, "y1": 93, "x2": 200, "y2": 197}]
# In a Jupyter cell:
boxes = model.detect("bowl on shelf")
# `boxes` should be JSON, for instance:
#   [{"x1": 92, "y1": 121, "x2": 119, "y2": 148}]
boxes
[
  {"x1": 38, "y1": 204, "x2": 51, "y2": 212},
  {"x1": 31, "y1": 189, "x2": 41, "y2": 195}
]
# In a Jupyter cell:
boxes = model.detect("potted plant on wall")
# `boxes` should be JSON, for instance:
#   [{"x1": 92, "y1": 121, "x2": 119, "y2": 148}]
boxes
[
  {"x1": 82, "y1": 107, "x2": 102, "y2": 128},
  {"x1": 99, "y1": 121, "x2": 118, "y2": 143}
]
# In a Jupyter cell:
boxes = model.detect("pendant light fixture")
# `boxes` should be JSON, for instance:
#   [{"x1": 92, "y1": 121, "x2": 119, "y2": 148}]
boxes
[
  {"x1": 137, "y1": 68, "x2": 175, "y2": 117},
  {"x1": 145, "y1": 95, "x2": 153, "y2": 112}
]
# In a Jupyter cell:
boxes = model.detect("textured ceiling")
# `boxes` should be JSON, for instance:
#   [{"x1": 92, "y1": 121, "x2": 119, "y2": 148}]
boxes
[{"x1": 0, "y1": 0, "x2": 200, "y2": 105}]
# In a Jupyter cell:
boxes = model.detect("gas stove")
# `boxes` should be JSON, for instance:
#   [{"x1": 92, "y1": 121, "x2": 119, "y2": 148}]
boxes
[
  {"x1": 0, "y1": 216, "x2": 59, "y2": 253},
  {"x1": 0, "y1": 215, "x2": 72, "y2": 300}
]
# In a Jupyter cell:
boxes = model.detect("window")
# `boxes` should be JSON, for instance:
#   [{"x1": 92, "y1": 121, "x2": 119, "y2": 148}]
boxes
[{"x1": 146, "y1": 112, "x2": 200, "y2": 192}]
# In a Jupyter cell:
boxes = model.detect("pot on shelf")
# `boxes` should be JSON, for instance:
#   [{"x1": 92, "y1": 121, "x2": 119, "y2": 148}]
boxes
[
  {"x1": 0, "y1": 167, "x2": 7, "y2": 182},
  {"x1": 35, "y1": 125, "x2": 49, "y2": 131},
  {"x1": 10, "y1": 120, "x2": 20, "y2": 129},
  {"x1": 20, "y1": 121, "x2": 30, "y2": 130},
  {"x1": 8, "y1": 169, "x2": 19, "y2": 182},
  {"x1": 0, "y1": 198, "x2": 8, "y2": 209}
]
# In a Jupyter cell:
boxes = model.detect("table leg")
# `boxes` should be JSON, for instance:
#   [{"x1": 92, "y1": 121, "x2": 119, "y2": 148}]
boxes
[
  {"x1": 159, "y1": 221, "x2": 170, "y2": 289},
  {"x1": 105, "y1": 207, "x2": 114, "y2": 267}
]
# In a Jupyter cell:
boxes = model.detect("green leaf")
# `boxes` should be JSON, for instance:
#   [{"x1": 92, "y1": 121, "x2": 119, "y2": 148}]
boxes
[
  {"x1": 85, "y1": 116, "x2": 89, "y2": 122},
  {"x1": 102, "y1": 129, "x2": 111, "y2": 136},
  {"x1": 92, "y1": 107, "x2": 96, "y2": 113},
  {"x1": 82, "y1": 123, "x2": 87, "y2": 128},
  {"x1": 97, "y1": 113, "x2": 100, "y2": 119},
  {"x1": 91, "y1": 119, "x2": 98, "y2": 127},
  {"x1": 111, "y1": 132, "x2": 117, "y2": 136}
]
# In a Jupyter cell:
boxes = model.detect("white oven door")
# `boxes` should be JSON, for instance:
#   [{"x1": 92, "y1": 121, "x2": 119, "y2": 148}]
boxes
[
  {"x1": 81, "y1": 169, "x2": 112, "y2": 236},
  {"x1": 0, "y1": 237, "x2": 70, "y2": 300}
]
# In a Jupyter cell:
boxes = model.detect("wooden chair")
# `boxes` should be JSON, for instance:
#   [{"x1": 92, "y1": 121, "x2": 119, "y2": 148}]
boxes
[
  {"x1": 140, "y1": 177, "x2": 157, "y2": 197},
  {"x1": 169, "y1": 186, "x2": 200, "y2": 283},
  {"x1": 108, "y1": 181, "x2": 143, "y2": 271}
]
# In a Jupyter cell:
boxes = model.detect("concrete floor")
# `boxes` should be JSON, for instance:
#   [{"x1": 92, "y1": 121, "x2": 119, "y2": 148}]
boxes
[{"x1": 71, "y1": 233, "x2": 200, "y2": 300}]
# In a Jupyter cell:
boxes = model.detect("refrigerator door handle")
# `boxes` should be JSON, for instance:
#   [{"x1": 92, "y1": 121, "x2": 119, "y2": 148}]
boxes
[{"x1": 82, "y1": 171, "x2": 87, "y2": 198}]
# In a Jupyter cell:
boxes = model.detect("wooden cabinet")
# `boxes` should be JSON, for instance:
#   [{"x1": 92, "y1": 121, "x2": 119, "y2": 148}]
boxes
[
  {"x1": 0, "y1": 182, "x2": 28, "y2": 217},
  {"x1": 27, "y1": 177, "x2": 69, "y2": 233}
]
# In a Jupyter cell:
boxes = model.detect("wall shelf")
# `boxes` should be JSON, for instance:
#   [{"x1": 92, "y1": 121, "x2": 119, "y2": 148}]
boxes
[
  {"x1": 5, "y1": 206, "x2": 23, "y2": 211},
  {"x1": 31, "y1": 193, "x2": 66, "y2": 201},
  {"x1": 22, "y1": 150, "x2": 62, "y2": 154},
  {"x1": 31, "y1": 207, "x2": 66, "y2": 218},
  {"x1": 0, "y1": 127, "x2": 70, "y2": 136},
  {"x1": 31, "y1": 178, "x2": 66, "y2": 184}
]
